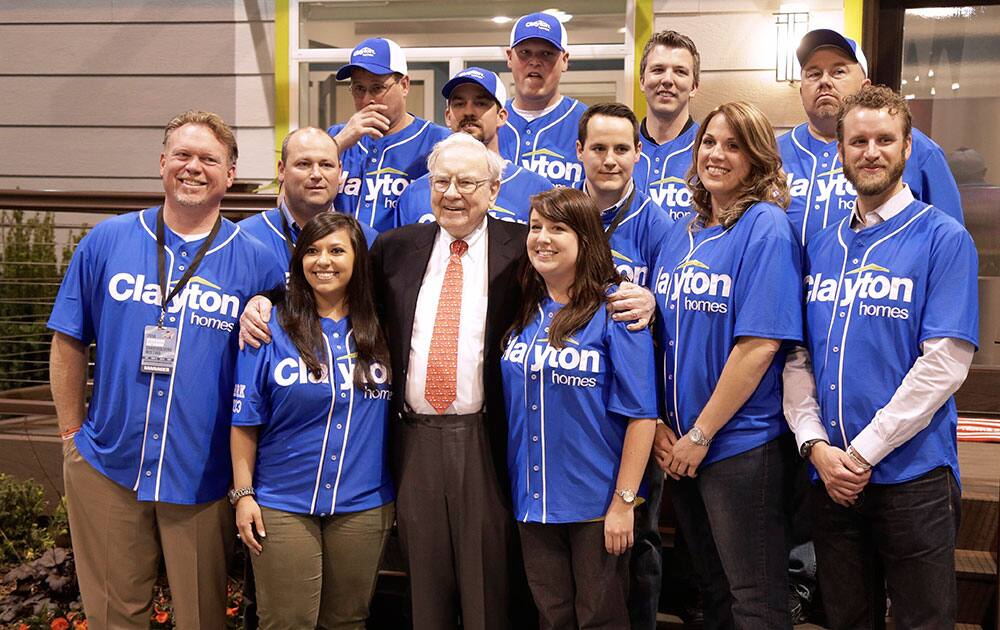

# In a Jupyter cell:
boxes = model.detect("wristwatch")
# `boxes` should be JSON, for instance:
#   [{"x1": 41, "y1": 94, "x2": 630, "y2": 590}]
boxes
[
  {"x1": 616, "y1": 488, "x2": 637, "y2": 505},
  {"x1": 228, "y1": 486, "x2": 255, "y2": 506},
  {"x1": 799, "y1": 438, "x2": 827, "y2": 459},
  {"x1": 688, "y1": 426, "x2": 711, "y2": 447}
]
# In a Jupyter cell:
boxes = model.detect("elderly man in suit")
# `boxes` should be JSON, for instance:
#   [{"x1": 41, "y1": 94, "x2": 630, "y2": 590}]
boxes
[{"x1": 240, "y1": 131, "x2": 654, "y2": 629}]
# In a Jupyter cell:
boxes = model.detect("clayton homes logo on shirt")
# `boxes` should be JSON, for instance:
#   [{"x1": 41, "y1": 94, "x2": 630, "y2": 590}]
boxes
[
  {"x1": 806, "y1": 263, "x2": 914, "y2": 320},
  {"x1": 503, "y1": 337, "x2": 601, "y2": 388},
  {"x1": 648, "y1": 176, "x2": 693, "y2": 219},
  {"x1": 787, "y1": 169, "x2": 857, "y2": 213},
  {"x1": 341, "y1": 167, "x2": 411, "y2": 210},
  {"x1": 520, "y1": 149, "x2": 583, "y2": 184},
  {"x1": 108, "y1": 273, "x2": 240, "y2": 332},
  {"x1": 655, "y1": 259, "x2": 733, "y2": 314}
]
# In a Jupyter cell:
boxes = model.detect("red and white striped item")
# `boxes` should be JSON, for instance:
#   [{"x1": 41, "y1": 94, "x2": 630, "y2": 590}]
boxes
[{"x1": 957, "y1": 417, "x2": 1000, "y2": 442}]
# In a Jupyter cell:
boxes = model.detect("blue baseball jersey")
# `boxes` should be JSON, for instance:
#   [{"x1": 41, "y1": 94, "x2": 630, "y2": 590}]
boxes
[
  {"x1": 328, "y1": 116, "x2": 451, "y2": 233},
  {"x1": 634, "y1": 119, "x2": 699, "y2": 222},
  {"x1": 653, "y1": 203, "x2": 803, "y2": 466},
  {"x1": 779, "y1": 124, "x2": 964, "y2": 245},
  {"x1": 395, "y1": 160, "x2": 553, "y2": 226},
  {"x1": 802, "y1": 199, "x2": 977, "y2": 485},
  {"x1": 597, "y1": 186, "x2": 675, "y2": 289},
  {"x1": 232, "y1": 311, "x2": 394, "y2": 515},
  {"x1": 498, "y1": 96, "x2": 586, "y2": 188},
  {"x1": 501, "y1": 298, "x2": 658, "y2": 523},
  {"x1": 48, "y1": 207, "x2": 286, "y2": 504},
  {"x1": 239, "y1": 207, "x2": 378, "y2": 270}
]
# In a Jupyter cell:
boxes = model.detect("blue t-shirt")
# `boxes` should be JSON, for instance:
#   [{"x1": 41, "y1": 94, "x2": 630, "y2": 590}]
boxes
[
  {"x1": 501, "y1": 298, "x2": 657, "y2": 523},
  {"x1": 328, "y1": 116, "x2": 451, "y2": 233},
  {"x1": 47, "y1": 207, "x2": 286, "y2": 504},
  {"x1": 232, "y1": 311, "x2": 394, "y2": 515},
  {"x1": 498, "y1": 96, "x2": 586, "y2": 188},
  {"x1": 597, "y1": 185, "x2": 675, "y2": 289},
  {"x1": 653, "y1": 203, "x2": 803, "y2": 466},
  {"x1": 239, "y1": 207, "x2": 378, "y2": 271},
  {"x1": 802, "y1": 199, "x2": 978, "y2": 485},
  {"x1": 634, "y1": 120, "x2": 699, "y2": 223},
  {"x1": 396, "y1": 160, "x2": 553, "y2": 226},
  {"x1": 778, "y1": 124, "x2": 964, "y2": 245}
]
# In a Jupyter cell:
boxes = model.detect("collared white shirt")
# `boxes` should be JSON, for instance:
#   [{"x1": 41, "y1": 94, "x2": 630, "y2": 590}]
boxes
[
  {"x1": 405, "y1": 217, "x2": 489, "y2": 414},
  {"x1": 850, "y1": 184, "x2": 914, "y2": 231},
  {"x1": 784, "y1": 182, "x2": 975, "y2": 466}
]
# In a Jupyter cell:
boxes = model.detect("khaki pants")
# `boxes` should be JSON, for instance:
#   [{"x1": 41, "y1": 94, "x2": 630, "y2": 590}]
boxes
[
  {"x1": 63, "y1": 439, "x2": 235, "y2": 630},
  {"x1": 250, "y1": 503, "x2": 394, "y2": 630}
]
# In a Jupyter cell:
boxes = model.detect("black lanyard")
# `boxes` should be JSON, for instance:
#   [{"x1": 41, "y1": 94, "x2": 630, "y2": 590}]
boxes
[
  {"x1": 156, "y1": 207, "x2": 222, "y2": 326},
  {"x1": 279, "y1": 208, "x2": 296, "y2": 257},
  {"x1": 603, "y1": 188, "x2": 636, "y2": 240}
]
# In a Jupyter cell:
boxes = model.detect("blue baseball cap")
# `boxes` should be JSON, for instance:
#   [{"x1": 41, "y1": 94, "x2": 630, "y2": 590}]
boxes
[
  {"x1": 336, "y1": 37, "x2": 408, "y2": 80},
  {"x1": 442, "y1": 67, "x2": 508, "y2": 108},
  {"x1": 509, "y1": 12, "x2": 568, "y2": 51},
  {"x1": 796, "y1": 29, "x2": 869, "y2": 76}
]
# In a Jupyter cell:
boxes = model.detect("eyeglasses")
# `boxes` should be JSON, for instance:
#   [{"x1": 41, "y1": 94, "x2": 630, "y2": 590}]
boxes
[
  {"x1": 349, "y1": 77, "x2": 401, "y2": 99},
  {"x1": 430, "y1": 176, "x2": 491, "y2": 194}
]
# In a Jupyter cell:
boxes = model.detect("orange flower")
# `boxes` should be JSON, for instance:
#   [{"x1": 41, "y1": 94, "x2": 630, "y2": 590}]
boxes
[
  {"x1": 51, "y1": 619, "x2": 70, "y2": 630},
  {"x1": 73, "y1": 622, "x2": 88, "y2": 630},
  {"x1": 18, "y1": 624, "x2": 30, "y2": 630},
  {"x1": 154, "y1": 611, "x2": 169, "y2": 623},
  {"x1": 226, "y1": 606, "x2": 239, "y2": 617}
]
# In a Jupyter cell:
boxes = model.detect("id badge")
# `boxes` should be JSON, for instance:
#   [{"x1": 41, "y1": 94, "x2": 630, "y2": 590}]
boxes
[{"x1": 141, "y1": 325, "x2": 178, "y2": 374}]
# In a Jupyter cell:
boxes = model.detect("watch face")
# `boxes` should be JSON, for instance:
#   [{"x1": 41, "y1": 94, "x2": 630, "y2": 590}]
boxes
[{"x1": 620, "y1": 489, "x2": 636, "y2": 503}]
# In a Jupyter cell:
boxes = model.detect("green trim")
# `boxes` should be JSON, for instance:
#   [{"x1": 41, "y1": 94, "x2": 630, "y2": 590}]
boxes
[
  {"x1": 274, "y1": 0, "x2": 290, "y2": 172},
  {"x1": 843, "y1": 0, "x2": 863, "y2": 41},
  {"x1": 632, "y1": 0, "x2": 653, "y2": 119}
]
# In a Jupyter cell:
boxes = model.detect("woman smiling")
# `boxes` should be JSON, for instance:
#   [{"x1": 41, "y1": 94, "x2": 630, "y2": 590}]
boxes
[
  {"x1": 652, "y1": 101, "x2": 803, "y2": 628},
  {"x1": 230, "y1": 212, "x2": 393, "y2": 630},
  {"x1": 502, "y1": 187, "x2": 657, "y2": 628}
]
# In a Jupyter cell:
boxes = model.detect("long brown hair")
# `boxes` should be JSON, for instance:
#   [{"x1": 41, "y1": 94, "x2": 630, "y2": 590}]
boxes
[
  {"x1": 279, "y1": 212, "x2": 390, "y2": 390},
  {"x1": 686, "y1": 101, "x2": 789, "y2": 228},
  {"x1": 508, "y1": 188, "x2": 619, "y2": 349}
]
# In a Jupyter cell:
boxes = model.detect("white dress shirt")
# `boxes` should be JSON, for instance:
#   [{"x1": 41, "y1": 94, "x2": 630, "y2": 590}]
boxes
[
  {"x1": 405, "y1": 218, "x2": 489, "y2": 414},
  {"x1": 784, "y1": 185, "x2": 974, "y2": 465}
]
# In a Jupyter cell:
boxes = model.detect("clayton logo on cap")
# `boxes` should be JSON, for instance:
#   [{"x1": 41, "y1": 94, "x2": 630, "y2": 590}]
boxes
[
  {"x1": 462, "y1": 70, "x2": 485, "y2": 79},
  {"x1": 525, "y1": 19, "x2": 552, "y2": 31},
  {"x1": 355, "y1": 47, "x2": 377, "y2": 57}
]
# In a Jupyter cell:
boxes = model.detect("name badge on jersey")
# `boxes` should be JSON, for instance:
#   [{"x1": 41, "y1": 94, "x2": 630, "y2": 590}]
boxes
[{"x1": 141, "y1": 325, "x2": 177, "y2": 374}]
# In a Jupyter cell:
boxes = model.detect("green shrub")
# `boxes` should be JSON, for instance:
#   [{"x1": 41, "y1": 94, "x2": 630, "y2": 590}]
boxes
[{"x1": 0, "y1": 474, "x2": 67, "y2": 568}]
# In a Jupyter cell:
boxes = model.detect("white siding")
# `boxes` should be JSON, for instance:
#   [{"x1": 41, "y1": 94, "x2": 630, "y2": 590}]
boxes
[{"x1": 0, "y1": 1, "x2": 275, "y2": 192}]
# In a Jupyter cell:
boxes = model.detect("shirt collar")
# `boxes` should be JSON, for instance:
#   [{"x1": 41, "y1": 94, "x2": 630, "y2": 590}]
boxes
[
  {"x1": 439, "y1": 215, "x2": 488, "y2": 250},
  {"x1": 851, "y1": 184, "x2": 915, "y2": 230},
  {"x1": 591, "y1": 179, "x2": 635, "y2": 218},
  {"x1": 639, "y1": 116, "x2": 695, "y2": 147}
]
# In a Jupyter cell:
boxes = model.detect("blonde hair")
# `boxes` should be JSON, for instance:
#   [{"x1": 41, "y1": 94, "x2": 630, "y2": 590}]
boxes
[
  {"x1": 686, "y1": 101, "x2": 789, "y2": 228},
  {"x1": 163, "y1": 111, "x2": 238, "y2": 166}
]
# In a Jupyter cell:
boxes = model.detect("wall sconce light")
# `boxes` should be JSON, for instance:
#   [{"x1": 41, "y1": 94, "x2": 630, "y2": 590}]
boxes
[{"x1": 775, "y1": 11, "x2": 809, "y2": 82}]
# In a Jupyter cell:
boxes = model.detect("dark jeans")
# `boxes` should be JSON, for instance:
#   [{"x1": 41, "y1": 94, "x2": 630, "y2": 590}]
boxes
[
  {"x1": 518, "y1": 521, "x2": 629, "y2": 630},
  {"x1": 811, "y1": 466, "x2": 961, "y2": 630},
  {"x1": 670, "y1": 438, "x2": 793, "y2": 630},
  {"x1": 629, "y1": 461, "x2": 664, "y2": 630}
]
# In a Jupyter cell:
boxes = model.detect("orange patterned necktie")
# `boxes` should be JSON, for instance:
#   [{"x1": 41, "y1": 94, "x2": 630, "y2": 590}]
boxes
[{"x1": 425, "y1": 239, "x2": 468, "y2": 414}]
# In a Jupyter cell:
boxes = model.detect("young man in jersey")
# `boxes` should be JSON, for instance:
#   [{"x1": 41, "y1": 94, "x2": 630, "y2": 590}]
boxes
[
  {"x1": 396, "y1": 67, "x2": 553, "y2": 226},
  {"x1": 240, "y1": 128, "x2": 377, "y2": 270},
  {"x1": 779, "y1": 29, "x2": 963, "y2": 245},
  {"x1": 48, "y1": 111, "x2": 285, "y2": 629},
  {"x1": 328, "y1": 37, "x2": 451, "y2": 233},
  {"x1": 576, "y1": 101, "x2": 673, "y2": 630},
  {"x1": 499, "y1": 12, "x2": 587, "y2": 188},
  {"x1": 784, "y1": 85, "x2": 977, "y2": 628},
  {"x1": 635, "y1": 30, "x2": 701, "y2": 222}
]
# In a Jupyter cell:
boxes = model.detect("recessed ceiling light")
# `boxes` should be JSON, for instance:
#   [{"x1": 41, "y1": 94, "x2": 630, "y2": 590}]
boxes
[
  {"x1": 904, "y1": 94, "x2": 916, "y2": 100},
  {"x1": 618, "y1": 27, "x2": 627, "y2": 33},
  {"x1": 492, "y1": 15, "x2": 513, "y2": 24},
  {"x1": 542, "y1": 8, "x2": 573, "y2": 22},
  {"x1": 952, "y1": 82, "x2": 960, "y2": 90}
]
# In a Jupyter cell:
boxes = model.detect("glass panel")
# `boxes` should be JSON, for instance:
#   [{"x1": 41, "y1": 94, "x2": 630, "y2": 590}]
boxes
[
  {"x1": 901, "y1": 6, "x2": 1000, "y2": 362},
  {"x1": 299, "y1": 0, "x2": 626, "y2": 49}
]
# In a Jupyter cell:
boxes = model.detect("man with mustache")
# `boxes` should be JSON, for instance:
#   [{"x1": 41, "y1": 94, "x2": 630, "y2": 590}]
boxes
[
  {"x1": 784, "y1": 85, "x2": 977, "y2": 629},
  {"x1": 778, "y1": 29, "x2": 963, "y2": 245},
  {"x1": 396, "y1": 67, "x2": 553, "y2": 226},
  {"x1": 634, "y1": 30, "x2": 702, "y2": 223},
  {"x1": 498, "y1": 12, "x2": 587, "y2": 188}
]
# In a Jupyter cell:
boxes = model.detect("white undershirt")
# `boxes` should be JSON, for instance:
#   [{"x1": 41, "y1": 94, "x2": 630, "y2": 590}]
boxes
[
  {"x1": 405, "y1": 218, "x2": 489, "y2": 414},
  {"x1": 783, "y1": 183, "x2": 974, "y2": 465},
  {"x1": 512, "y1": 96, "x2": 563, "y2": 122}
]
